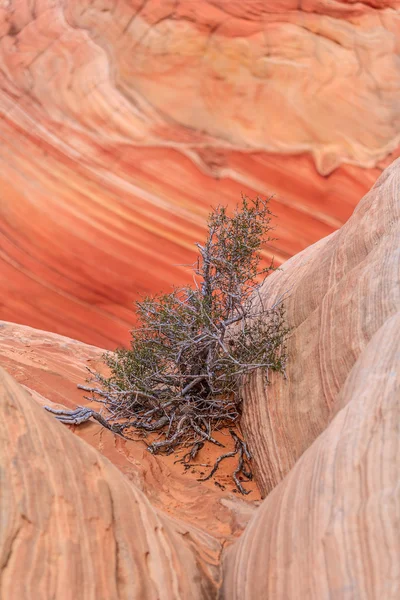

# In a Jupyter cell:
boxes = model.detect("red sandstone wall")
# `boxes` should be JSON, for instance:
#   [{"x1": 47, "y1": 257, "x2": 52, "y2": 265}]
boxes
[{"x1": 1, "y1": 0, "x2": 399, "y2": 347}]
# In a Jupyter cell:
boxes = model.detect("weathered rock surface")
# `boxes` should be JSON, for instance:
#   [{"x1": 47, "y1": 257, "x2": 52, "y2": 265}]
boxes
[
  {"x1": 223, "y1": 312, "x2": 400, "y2": 598},
  {"x1": 0, "y1": 366, "x2": 222, "y2": 599},
  {"x1": 1, "y1": 0, "x2": 399, "y2": 347},
  {"x1": 240, "y1": 156, "x2": 400, "y2": 496}
]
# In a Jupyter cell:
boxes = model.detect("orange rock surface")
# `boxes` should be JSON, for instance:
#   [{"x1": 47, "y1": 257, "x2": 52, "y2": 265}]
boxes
[
  {"x1": 0, "y1": 367, "x2": 222, "y2": 599},
  {"x1": 1, "y1": 0, "x2": 399, "y2": 347}
]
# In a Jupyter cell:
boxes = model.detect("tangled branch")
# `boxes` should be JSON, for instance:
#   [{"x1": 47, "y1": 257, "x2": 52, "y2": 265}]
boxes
[{"x1": 50, "y1": 195, "x2": 289, "y2": 493}]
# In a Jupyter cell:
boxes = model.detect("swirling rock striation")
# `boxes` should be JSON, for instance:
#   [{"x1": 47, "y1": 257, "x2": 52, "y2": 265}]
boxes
[
  {"x1": 240, "y1": 156, "x2": 400, "y2": 497},
  {"x1": 223, "y1": 312, "x2": 400, "y2": 598},
  {"x1": 221, "y1": 157, "x2": 400, "y2": 599},
  {"x1": 0, "y1": 0, "x2": 399, "y2": 346},
  {"x1": 0, "y1": 159, "x2": 399, "y2": 598},
  {"x1": 0, "y1": 366, "x2": 223, "y2": 599}
]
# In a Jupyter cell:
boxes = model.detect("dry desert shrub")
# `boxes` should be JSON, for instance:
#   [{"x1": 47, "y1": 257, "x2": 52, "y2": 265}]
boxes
[{"x1": 50, "y1": 195, "x2": 289, "y2": 493}]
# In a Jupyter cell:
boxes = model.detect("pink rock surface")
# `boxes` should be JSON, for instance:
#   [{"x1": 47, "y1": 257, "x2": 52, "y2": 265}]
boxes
[
  {"x1": 239, "y1": 156, "x2": 400, "y2": 498},
  {"x1": 1, "y1": 0, "x2": 399, "y2": 347},
  {"x1": 223, "y1": 312, "x2": 400, "y2": 598},
  {"x1": 221, "y1": 157, "x2": 400, "y2": 598}
]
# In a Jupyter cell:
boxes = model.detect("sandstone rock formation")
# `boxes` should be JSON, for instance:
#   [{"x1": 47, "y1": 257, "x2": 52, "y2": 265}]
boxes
[
  {"x1": 223, "y1": 312, "x2": 400, "y2": 598},
  {"x1": 0, "y1": 159, "x2": 399, "y2": 598},
  {"x1": 220, "y1": 156, "x2": 400, "y2": 599},
  {"x1": 0, "y1": 366, "x2": 223, "y2": 599},
  {"x1": 1, "y1": 0, "x2": 399, "y2": 346},
  {"x1": 240, "y1": 156, "x2": 400, "y2": 496}
]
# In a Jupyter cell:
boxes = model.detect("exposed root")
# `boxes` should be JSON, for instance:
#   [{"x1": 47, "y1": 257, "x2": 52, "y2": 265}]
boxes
[
  {"x1": 44, "y1": 405, "x2": 253, "y2": 494},
  {"x1": 198, "y1": 429, "x2": 253, "y2": 494},
  {"x1": 174, "y1": 441, "x2": 205, "y2": 465},
  {"x1": 44, "y1": 405, "x2": 126, "y2": 436}
]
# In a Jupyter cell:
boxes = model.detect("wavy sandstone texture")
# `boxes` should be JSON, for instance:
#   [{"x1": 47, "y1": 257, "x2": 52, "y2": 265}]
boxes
[
  {"x1": 0, "y1": 161, "x2": 399, "y2": 598},
  {"x1": 1, "y1": 0, "x2": 400, "y2": 347},
  {"x1": 239, "y1": 155, "x2": 400, "y2": 498},
  {"x1": 0, "y1": 367, "x2": 224, "y2": 600},
  {"x1": 221, "y1": 157, "x2": 400, "y2": 599},
  {"x1": 223, "y1": 313, "x2": 400, "y2": 598}
]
